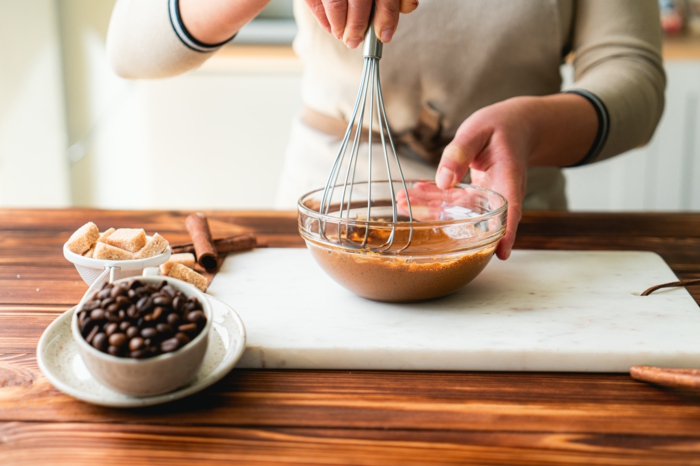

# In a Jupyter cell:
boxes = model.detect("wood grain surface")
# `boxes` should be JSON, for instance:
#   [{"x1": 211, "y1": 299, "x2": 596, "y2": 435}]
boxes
[{"x1": 1, "y1": 209, "x2": 700, "y2": 465}]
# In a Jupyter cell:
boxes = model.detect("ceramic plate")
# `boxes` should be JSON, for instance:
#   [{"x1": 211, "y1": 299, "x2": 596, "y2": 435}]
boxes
[{"x1": 37, "y1": 296, "x2": 246, "y2": 408}]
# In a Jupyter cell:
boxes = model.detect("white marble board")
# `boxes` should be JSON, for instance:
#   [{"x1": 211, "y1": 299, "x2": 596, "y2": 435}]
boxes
[{"x1": 207, "y1": 248, "x2": 700, "y2": 372}]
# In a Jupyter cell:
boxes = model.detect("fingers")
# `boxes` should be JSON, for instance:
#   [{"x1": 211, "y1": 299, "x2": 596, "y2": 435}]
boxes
[
  {"x1": 342, "y1": 0, "x2": 373, "y2": 48},
  {"x1": 471, "y1": 159, "x2": 525, "y2": 261},
  {"x1": 400, "y1": 0, "x2": 419, "y2": 13},
  {"x1": 436, "y1": 119, "x2": 492, "y2": 189},
  {"x1": 373, "y1": 0, "x2": 401, "y2": 43},
  {"x1": 496, "y1": 195, "x2": 522, "y2": 261},
  {"x1": 305, "y1": 0, "x2": 332, "y2": 34},
  {"x1": 321, "y1": 0, "x2": 349, "y2": 40},
  {"x1": 306, "y1": 0, "x2": 412, "y2": 48}
]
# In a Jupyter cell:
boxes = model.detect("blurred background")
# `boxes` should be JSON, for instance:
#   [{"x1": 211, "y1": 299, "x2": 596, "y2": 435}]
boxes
[{"x1": 1, "y1": 0, "x2": 699, "y2": 211}]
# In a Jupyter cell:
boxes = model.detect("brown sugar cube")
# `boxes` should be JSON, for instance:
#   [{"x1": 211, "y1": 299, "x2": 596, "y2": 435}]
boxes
[
  {"x1": 168, "y1": 263, "x2": 207, "y2": 292},
  {"x1": 98, "y1": 227, "x2": 115, "y2": 242},
  {"x1": 94, "y1": 242, "x2": 134, "y2": 260},
  {"x1": 159, "y1": 253, "x2": 196, "y2": 275},
  {"x1": 104, "y1": 228, "x2": 147, "y2": 253},
  {"x1": 83, "y1": 246, "x2": 95, "y2": 258},
  {"x1": 134, "y1": 233, "x2": 169, "y2": 259},
  {"x1": 66, "y1": 222, "x2": 100, "y2": 255}
]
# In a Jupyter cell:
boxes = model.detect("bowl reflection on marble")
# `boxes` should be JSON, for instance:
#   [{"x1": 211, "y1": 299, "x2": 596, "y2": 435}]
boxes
[{"x1": 297, "y1": 180, "x2": 507, "y2": 302}]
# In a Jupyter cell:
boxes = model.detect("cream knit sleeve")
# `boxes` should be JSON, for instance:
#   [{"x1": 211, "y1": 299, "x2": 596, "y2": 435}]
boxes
[
  {"x1": 566, "y1": 0, "x2": 666, "y2": 164},
  {"x1": 107, "y1": 0, "x2": 228, "y2": 79}
]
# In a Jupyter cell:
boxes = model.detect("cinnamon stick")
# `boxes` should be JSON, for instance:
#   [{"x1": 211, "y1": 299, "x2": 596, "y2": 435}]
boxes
[
  {"x1": 185, "y1": 213, "x2": 218, "y2": 271},
  {"x1": 630, "y1": 365, "x2": 700, "y2": 389},
  {"x1": 641, "y1": 279, "x2": 700, "y2": 296},
  {"x1": 171, "y1": 233, "x2": 257, "y2": 255}
]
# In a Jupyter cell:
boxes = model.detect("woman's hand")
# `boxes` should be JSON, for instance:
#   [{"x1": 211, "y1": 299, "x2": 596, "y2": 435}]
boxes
[
  {"x1": 304, "y1": 0, "x2": 419, "y2": 48},
  {"x1": 435, "y1": 94, "x2": 599, "y2": 260}
]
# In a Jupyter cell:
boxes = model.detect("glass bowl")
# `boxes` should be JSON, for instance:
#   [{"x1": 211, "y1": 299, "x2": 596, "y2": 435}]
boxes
[{"x1": 297, "y1": 180, "x2": 507, "y2": 302}]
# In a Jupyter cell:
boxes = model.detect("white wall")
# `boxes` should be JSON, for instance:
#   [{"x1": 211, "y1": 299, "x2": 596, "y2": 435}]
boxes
[
  {"x1": 0, "y1": 0, "x2": 70, "y2": 207},
  {"x1": 87, "y1": 67, "x2": 302, "y2": 209}
]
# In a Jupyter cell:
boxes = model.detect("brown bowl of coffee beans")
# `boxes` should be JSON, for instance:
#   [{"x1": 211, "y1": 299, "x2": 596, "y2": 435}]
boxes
[{"x1": 71, "y1": 276, "x2": 212, "y2": 397}]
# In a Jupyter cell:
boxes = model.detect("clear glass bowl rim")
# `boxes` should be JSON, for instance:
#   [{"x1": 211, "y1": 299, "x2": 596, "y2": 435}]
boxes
[{"x1": 297, "y1": 180, "x2": 509, "y2": 228}]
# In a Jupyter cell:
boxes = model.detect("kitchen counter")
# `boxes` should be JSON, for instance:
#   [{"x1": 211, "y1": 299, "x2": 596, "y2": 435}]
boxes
[{"x1": 2, "y1": 209, "x2": 700, "y2": 465}]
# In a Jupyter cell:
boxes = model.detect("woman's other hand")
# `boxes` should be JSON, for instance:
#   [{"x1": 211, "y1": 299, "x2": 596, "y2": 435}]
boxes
[
  {"x1": 435, "y1": 94, "x2": 599, "y2": 260},
  {"x1": 305, "y1": 0, "x2": 418, "y2": 48}
]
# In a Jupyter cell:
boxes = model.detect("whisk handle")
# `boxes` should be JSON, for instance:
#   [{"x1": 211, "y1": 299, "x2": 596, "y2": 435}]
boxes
[{"x1": 363, "y1": 10, "x2": 383, "y2": 59}]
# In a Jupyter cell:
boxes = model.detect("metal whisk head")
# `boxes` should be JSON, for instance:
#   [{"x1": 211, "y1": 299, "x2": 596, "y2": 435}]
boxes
[{"x1": 319, "y1": 21, "x2": 413, "y2": 252}]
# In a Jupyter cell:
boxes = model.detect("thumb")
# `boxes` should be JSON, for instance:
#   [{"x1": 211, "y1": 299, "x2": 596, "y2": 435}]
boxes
[{"x1": 436, "y1": 123, "x2": 492, "y2": 189}]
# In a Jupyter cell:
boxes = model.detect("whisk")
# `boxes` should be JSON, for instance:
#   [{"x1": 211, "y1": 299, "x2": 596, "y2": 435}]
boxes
[{"x1": 318, "y1": 14, "x2": 413, "y2": 251}]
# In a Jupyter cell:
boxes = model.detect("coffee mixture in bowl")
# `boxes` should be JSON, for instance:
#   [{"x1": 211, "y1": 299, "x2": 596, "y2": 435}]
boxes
[{"x1": 298, "y1": 181, "x2": 507, "y2": 302}]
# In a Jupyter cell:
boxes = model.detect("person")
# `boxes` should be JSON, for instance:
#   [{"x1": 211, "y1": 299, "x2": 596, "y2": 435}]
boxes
[{"x1": 107, "y1": 0, "x2": 665, "y2": 260}]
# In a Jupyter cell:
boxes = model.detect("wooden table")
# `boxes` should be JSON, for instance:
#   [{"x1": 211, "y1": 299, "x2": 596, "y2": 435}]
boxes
[{"x1": 2, "y1": 209, "x2": 700, "y2": 465}]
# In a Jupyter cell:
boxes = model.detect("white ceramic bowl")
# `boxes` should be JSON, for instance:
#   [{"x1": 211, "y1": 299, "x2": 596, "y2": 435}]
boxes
[
  {"x1": 63, "y1": 235, "x2": 171, "y2": 286},
  {"x1": 71, "y1": 276, "x2": 212, "y2": 397}
]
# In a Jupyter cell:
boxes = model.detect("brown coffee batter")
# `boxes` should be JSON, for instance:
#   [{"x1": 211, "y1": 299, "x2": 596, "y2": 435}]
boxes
[{"x1": 307, "y1": 225, "x2": 497, "y2": 302}]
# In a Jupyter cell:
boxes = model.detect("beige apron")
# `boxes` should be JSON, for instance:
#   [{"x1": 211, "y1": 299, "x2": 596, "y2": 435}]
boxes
[{"x1": 274, "y1": 0, "x2": 571, "y2": 209}]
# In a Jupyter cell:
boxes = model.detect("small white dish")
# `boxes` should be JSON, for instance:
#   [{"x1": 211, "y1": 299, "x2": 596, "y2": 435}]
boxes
[
  {"x1": 37, "y1": 296, "x2": 246, "y2": 408},
  {"x1": 63, "y1": 234, "x2": 172, "y2": 286}
]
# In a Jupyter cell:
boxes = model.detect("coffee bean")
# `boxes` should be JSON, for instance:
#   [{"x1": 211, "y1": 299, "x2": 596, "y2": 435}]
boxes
[
  {"x1": 109, "y1": 333, "x2": 126, "y2": 348},
  {"x1": 107, "y1": 345, "x2": 120, "y2": 356},
  {"x1": 136, "y1": 296, "x2": 153, "y2": 313},
  {"x1": 116, "y1": 295, "x2": 130, "y2": 309},
  {"x1": 126, "y1": 326, "x2": 139, "y2": 339},
  {"x1": 82, "y1": 300, "x2": 100, "y2": 311},
  {"x1": 156, "y1": 323, "x2": 173, "y2": 335},
  {"x1": 119, "y1": 321, "x2": 131, "y2": 332},
  {"x1": 118, "y1": 309, "x2": 126, "y2": 320},
  {"x1": 105, "y1": 303, "x2": 119, "y2": 314},
  {"x1": 105, "y1": 322, "x2": 118, "y2": 336},
  {"x1": 130, "y1": 349, "x2": 146, "y2": 359},
  {"x1": 97, "y1": 288, "x2": 111, "y2": 300},
  {"x1": 109, "y1": 286, "x2": 122, "y2": 299},
  {"x1": 127, "y1": 289, "x2": 138, "y2": 299},
  {"x1": 106, "y1": 310, "x2": 120, "y2": 322},
  {"x1": 172, "y1": 296, "x2": 182, "y2": 311},
  {"x1": 89, "y1": 309, "x2": 105, "y2": 322},
  {"x1": 129, "y1": 337, "x2": 144, "y2": 352},
  {"x1": 175, "y1": 332, "x2": 190, "y2": 344},
  {"x1": 141, "y1": 327, "x2": 158, "y2": 339},
  {"x1": 160, "y1": 338, "x2": 180, "y2": 353},
  {"x1": 85, "y1": 325, "x2": 99, "y2": 344},
  {"x1": 151, "y1": 306, "x2": 164, "y2": 321},
  {"x1": 186, "y1": 310, "x2": 205, "y2": 324},
  {"x1": 78, "y1": 311, "x2": 87, "y2": 328},
  {"x1": 145, "y1": 284, "x2": 159, "y2": 293},
  {"x1": 178, "y1": 323, "x2": 197, "y2": 334},
  {"x1": 153, "y1": 294, "x2": 172, "y2": 307},
  {"x1": 100, "y1": 297, "x2": 115, "y2": 309},
  {"x1": 79, "y1": 317, "x2": 94, "y2": 334},
  {"x1": 126, "y1": 304, "x2": 139, "y2": 319},
  {"x1": 182, "y1": 302, "x2": 196, "y2": 313},
  {"x1": 92, "y1": 332, "x2": 107, "y2": 351},
  {"x1": 129, "y1": 280, "x2": 141, "y2": 290},
  {"x1": 162, "y1": 285, "x2": 176, "y2": 297},
  {"x1": 167, "y1": 313, "x2": 180, "y2": 326}
]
